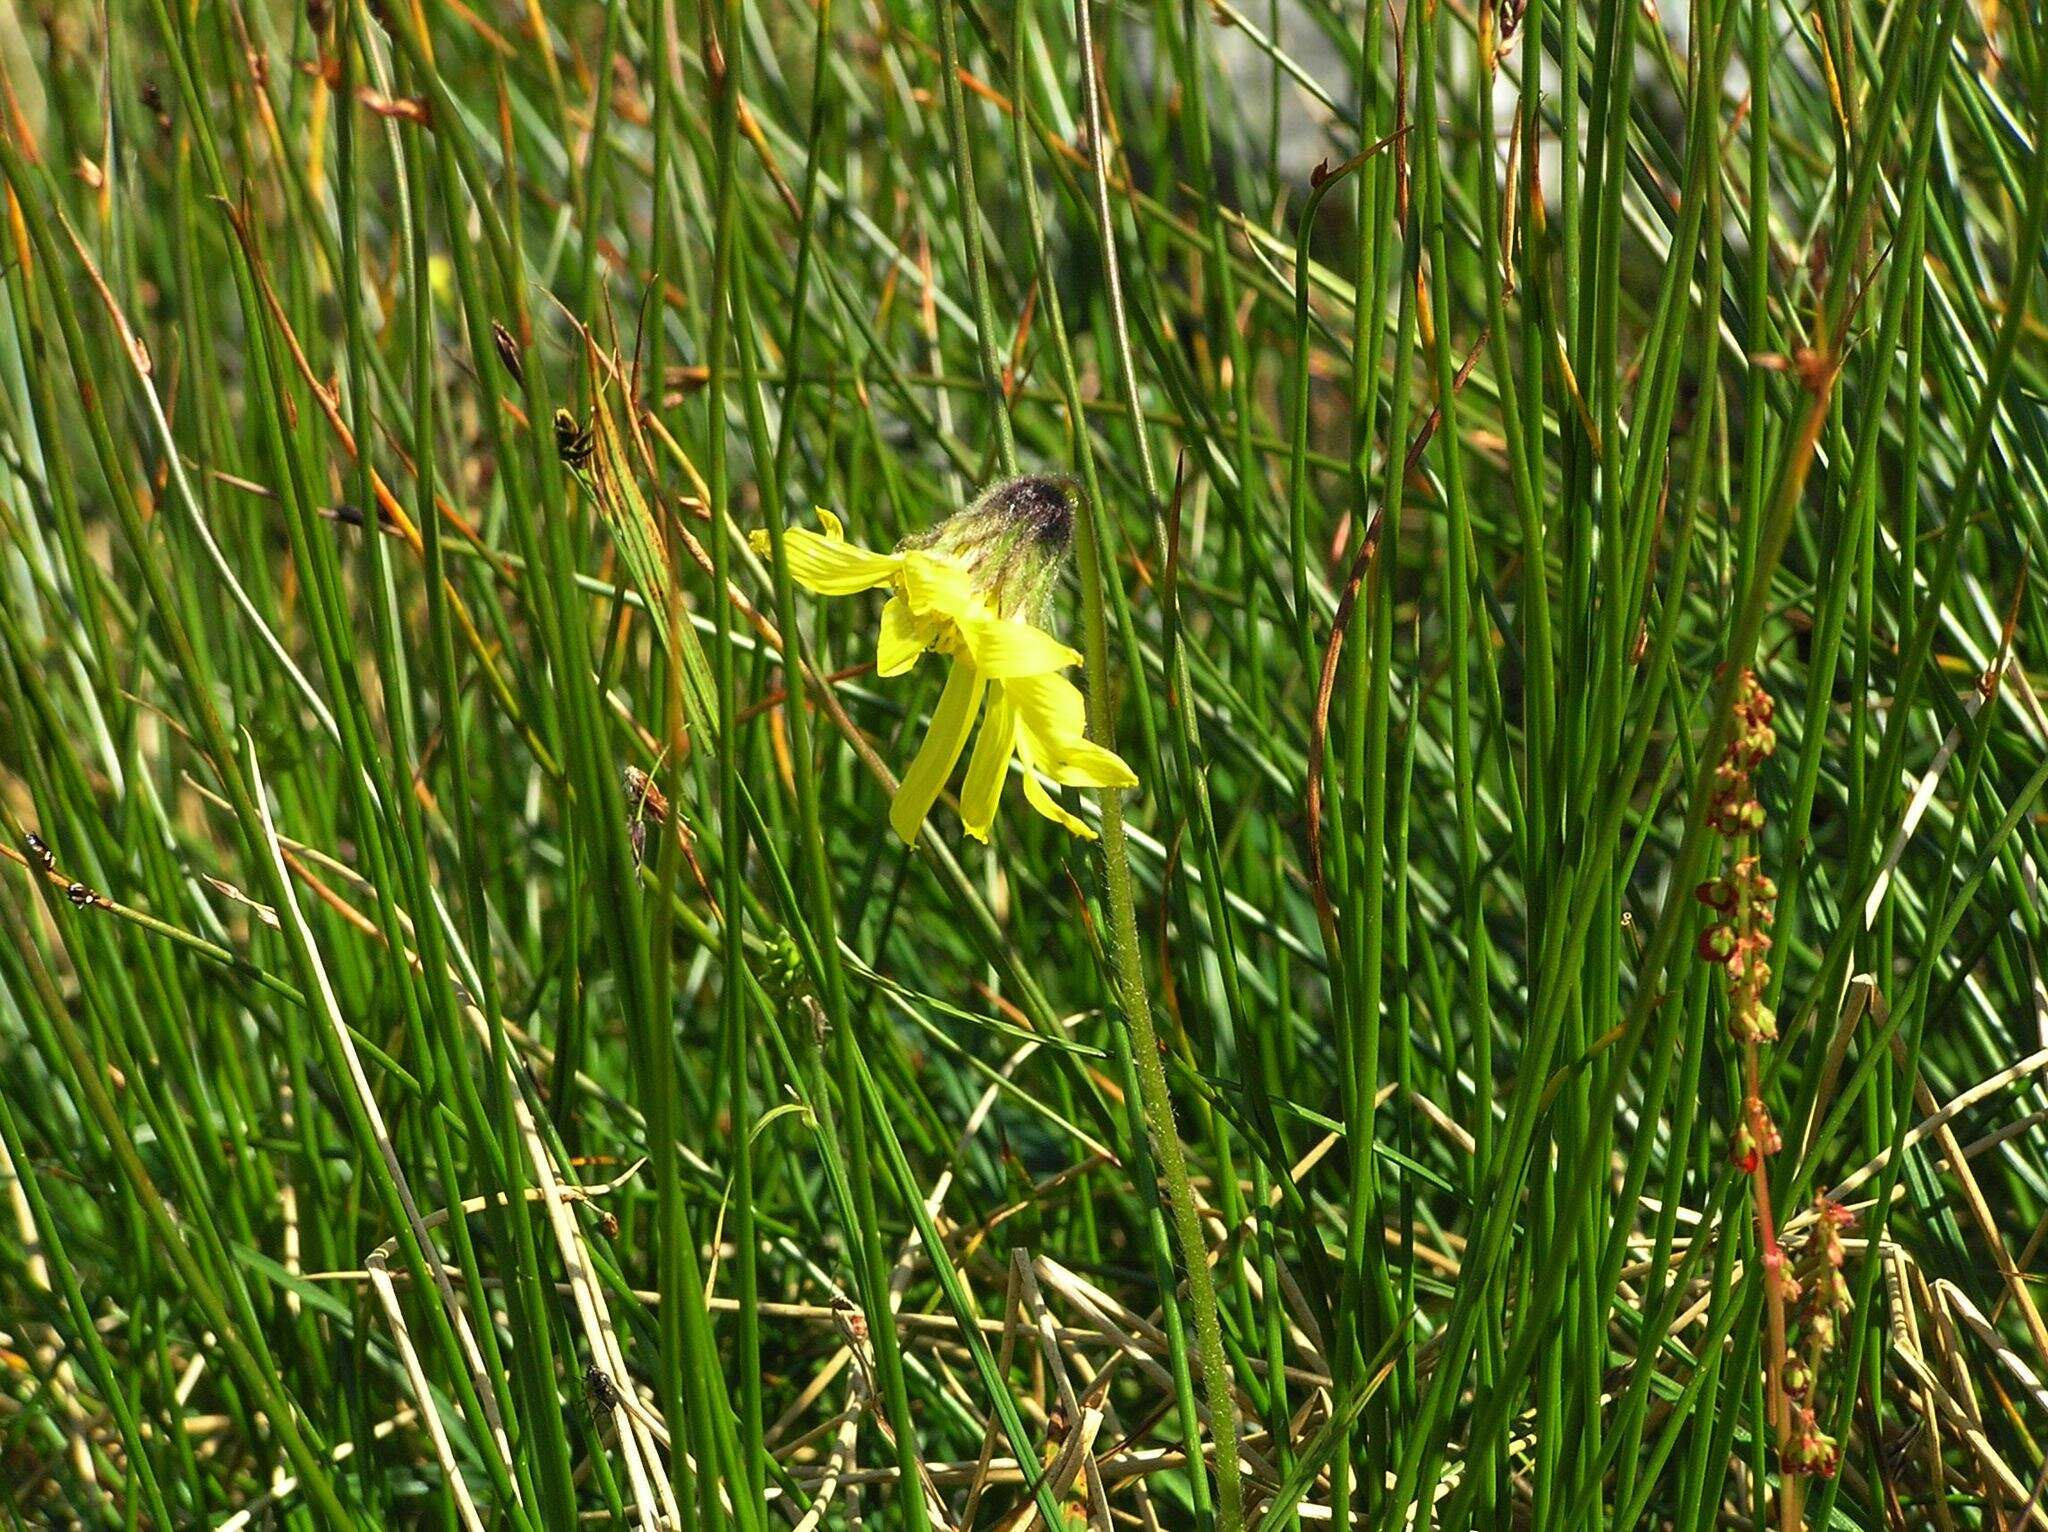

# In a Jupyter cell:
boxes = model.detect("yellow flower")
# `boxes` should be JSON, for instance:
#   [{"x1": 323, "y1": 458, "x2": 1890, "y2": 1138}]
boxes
[{"x1": 751, "y1": 480, "x2": 1137, "y2": 844}]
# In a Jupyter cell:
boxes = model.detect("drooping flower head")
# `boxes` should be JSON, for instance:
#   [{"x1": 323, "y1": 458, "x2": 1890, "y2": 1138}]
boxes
[
  {"x1": 752, "y1": 475, "x2": 1136, "y2": 844},
  {"x1": 897, "y1": 473, "x2": 1076, "y2": 623}
]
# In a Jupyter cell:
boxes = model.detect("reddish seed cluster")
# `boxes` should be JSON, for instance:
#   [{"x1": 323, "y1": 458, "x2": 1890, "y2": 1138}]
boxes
[
  {"x1": 1784, "y1": 1409, "x2": 1840, "y2": 1478},
  {"x1": 1696, "y1": 671, "x2": 1781, "y2": 1047},
  {"x1": 1783, "y1": 1199, "x2": 1856, "y2": 1477},
  {"x1": 1697, "y1": 854, "x2": 1779, "y2": 1044},
  {"x1": 1794, "y1": 1199, "x2": 1856, "y2": 1357},
  {"x1": 1708, "y1": 671, "x2": 1777, "y2": 835},
  {"x1": 1693, "y1": 674, "x2": 1783, "y2": 1167},
  {"x1": 1729, "y1": 1103, "x2": 1782, "y2": 1176},
  {"x1": 1692, "y1": 674, "x2": 1857, "y2": 1487}
]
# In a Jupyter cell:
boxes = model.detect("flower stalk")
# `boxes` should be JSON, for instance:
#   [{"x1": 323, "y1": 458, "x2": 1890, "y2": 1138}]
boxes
[
  {"x1": 1060, "y1": 0, "x2": 1244, "y2": 1518},
  {"x1": 1071, "y1": 482, "x2": 1243, "y2": 1529},
  {"x1": 1697, "y1": 671, "x2": 1852, "y2": 1528}
]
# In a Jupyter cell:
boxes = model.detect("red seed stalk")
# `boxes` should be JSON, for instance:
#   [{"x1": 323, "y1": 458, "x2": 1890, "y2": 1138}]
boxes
[{"x1": 1696, "y1": 672, "x2": 1849, "y2": 1524}]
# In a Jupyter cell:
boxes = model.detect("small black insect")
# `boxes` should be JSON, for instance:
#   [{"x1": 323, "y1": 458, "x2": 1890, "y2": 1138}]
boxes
[
  {"x1": 492, "y1": 321, "x2": 524, "y2": 384},
  {"x1": 583, "y1": 1363, "x2": 620, "y2": 1414},
  {"x1": 320, "y1": 502, "x2": 400, "y2": 535},
  {"x1": 65, "y1": 882, "x2": 99, "y2": 909},
  {"x1": 622, "y1": 765, "x2": 669, "y2": 827},
  {"x1": 622, "y1": 764, "x2": 669, "y2": 866},
  {"x1": 554, "y1": 408, "x2": 594, "y2": 469},
  {"x1": 139, "y1": 81, "x2": 171, "y2": 136},
  {"x1": 24, "y1": 831, "x2": 53, "y2": 872}
]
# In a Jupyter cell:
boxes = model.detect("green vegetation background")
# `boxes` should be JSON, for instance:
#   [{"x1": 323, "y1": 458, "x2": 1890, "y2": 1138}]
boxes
[{"x1": 1, "y1": 0, "x2": 2045, "y2": 1526}]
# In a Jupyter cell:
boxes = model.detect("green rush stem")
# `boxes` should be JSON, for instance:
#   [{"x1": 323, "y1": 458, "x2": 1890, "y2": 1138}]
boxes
[
  {"x1": 933, "y1": 0, "x2": 1015, "y2": 475},
  {"x1": 390, "y1": 1, "x2": 747, "y2": 1514},
  {"x1": 0, "y1": 117, "x2": 539, "y2": 1529},
  {"x1": 0, "y1": 833, "x2": 349, "y2": 1522},
  {"x1": 1412, "y1": 0, "x2": 1492, "y2": 1333},
  {"x1": 695, "y1": 0, "x2": 768, "y2": 1514},
  {"x1": 356, "y1": 26, "x2": 574, "y2": 1523},
  {"x1": 0, "y1": 940, "x2": 175, "y2": 1525}
]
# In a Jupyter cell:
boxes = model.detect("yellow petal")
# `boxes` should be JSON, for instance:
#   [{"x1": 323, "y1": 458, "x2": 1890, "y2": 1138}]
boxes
[
  {"x1": 1005, "y1": 666, "x2": 1086, "y2": 742},
  {"x1": 1017, "y1": 730, "x2": 1096, "y2": 839},
  {"x1": 1045, "y1": 737, "x2": 1139, "y2": 789},
  {"x1": 877, "y1": 596, "x2": 934, "y2": 676},
  {"x1": 889, "y1": 660, "x2": 986, "y2": 844},
  {"x1": 1006, "y1": 672, "x2": 1139, "y2": 788},
  {"x1": 955, "y1": 613, "x2": 1083, "y2": 678},
  {"x1": 899, "y1": 551, "x2": 979, "y2": 620},
  {"x1": 766, "y1": 512, "x2": 900, "y2": 595},
  {"x1": 958, "y1": 692, "x2": 1016, "y2": 841}
]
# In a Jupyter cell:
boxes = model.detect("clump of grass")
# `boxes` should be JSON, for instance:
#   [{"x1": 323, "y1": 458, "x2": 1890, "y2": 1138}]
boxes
[{"x1": 2, "y1": 0, "x2": 2046, "y2": 1526}]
